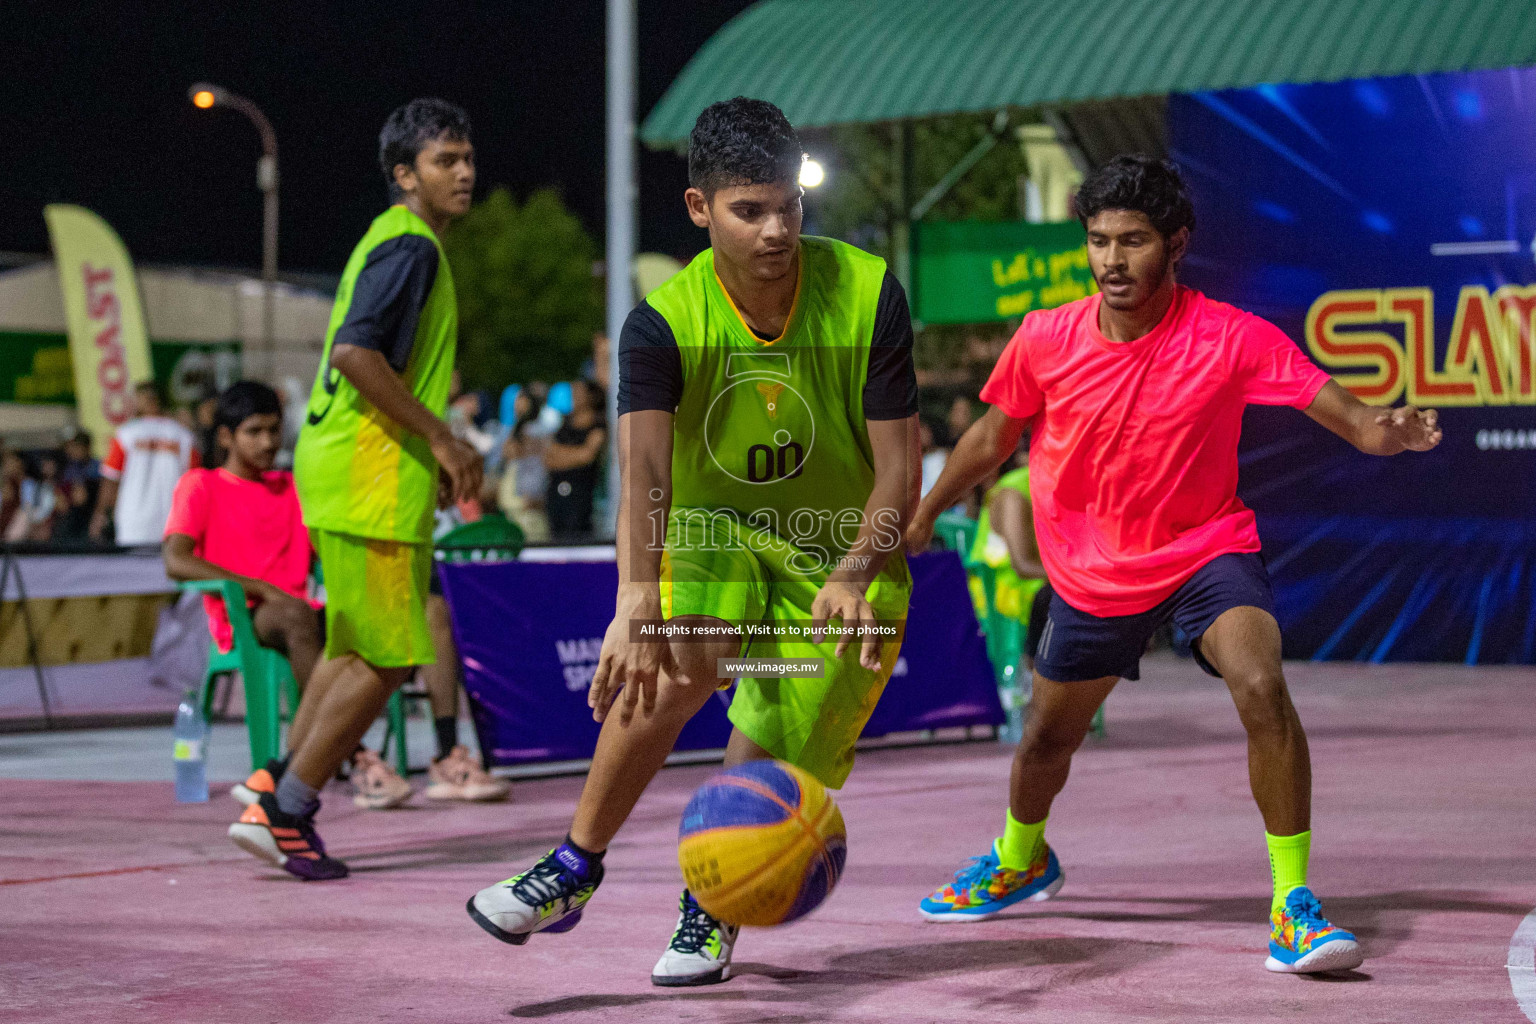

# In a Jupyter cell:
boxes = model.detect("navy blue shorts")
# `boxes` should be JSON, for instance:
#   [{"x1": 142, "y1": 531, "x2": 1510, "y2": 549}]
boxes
[{"x1": 1033, "y1": 552, "x2": 1275, "y2": 682}]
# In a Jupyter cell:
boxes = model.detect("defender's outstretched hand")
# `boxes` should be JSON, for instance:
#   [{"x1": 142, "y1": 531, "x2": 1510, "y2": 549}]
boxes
[{"x1": 1374, "y1": 405, "x2": 1441, "y2": 452}]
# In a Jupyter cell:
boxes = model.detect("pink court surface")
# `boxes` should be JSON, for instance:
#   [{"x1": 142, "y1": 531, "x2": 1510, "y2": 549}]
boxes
[{"x1": 3, "y1": 656, "x2": 1531, "y2": 1024}]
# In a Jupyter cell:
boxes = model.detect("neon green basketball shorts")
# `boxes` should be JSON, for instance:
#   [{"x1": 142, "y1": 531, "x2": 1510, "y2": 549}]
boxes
[
  {"x1": 659, "y1": 509, "x2": 911, "y2": 789},
  {"x1": 312, "y1": 528, "x2": 435, "y2": 669}
]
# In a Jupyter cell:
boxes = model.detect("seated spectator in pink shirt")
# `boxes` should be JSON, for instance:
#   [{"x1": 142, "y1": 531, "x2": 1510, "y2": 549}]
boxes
[
  {"x1": 161, "y1": 382, "x2": 319, "y2": 686},
  {"x1": 162, "y1": 381, "x2": 413, "y2": 810}
]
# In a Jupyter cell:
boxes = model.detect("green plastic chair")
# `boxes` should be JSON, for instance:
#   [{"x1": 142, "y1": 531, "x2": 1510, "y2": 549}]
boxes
[
  {"x1": 184, "y1": 579, "x2": 412, "y2": 773},
  {"x1": 183, "y1": 579, "x2": 301, "y2": 772},
  {"x1": 932, "y1": 511, "x2": 979, "y2": 564}
]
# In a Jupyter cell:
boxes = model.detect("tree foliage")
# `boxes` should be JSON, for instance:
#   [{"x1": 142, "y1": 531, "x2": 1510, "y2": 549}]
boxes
[
  {"x1": 803, "y1": 114, "x2": 1031, "y2": 377},
  {"x1": 803, "y1": 114, "x2": 1031, "y2": 262},
  {"x1": 444, "y1": 187, "x2": 603, "y2": 392}
]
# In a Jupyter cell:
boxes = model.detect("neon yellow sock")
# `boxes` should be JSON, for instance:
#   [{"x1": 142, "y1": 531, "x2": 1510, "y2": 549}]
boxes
[
  {"x1": 1265, "y1": 830, "x2": 1311, "y2": 915},
  {"x1": 996, "y1": 810, "x2": 1046, "y2": 870}
]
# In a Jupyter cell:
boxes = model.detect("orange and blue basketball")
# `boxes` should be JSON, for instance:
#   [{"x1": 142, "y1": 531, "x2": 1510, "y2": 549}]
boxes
[{"x1": 677, "y1": 759, "x2": 847, "y2": 927}]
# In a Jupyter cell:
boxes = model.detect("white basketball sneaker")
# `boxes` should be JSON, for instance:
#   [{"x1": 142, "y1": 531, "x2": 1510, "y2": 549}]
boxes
[
  {"x1": 651, "y1": 890, "x2": 739, "y2": 987},
  {"x1": 466, "y1": 845, "x2": 603, "y2": 945}
]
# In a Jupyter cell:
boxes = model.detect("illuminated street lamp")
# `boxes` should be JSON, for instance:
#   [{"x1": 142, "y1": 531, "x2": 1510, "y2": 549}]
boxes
[
  {"x1": 188, "y1": 82, "x2": 279, "y2": 379},
  {"x1": 800, "y1": 156, "x2": 826, "y2": 189}
]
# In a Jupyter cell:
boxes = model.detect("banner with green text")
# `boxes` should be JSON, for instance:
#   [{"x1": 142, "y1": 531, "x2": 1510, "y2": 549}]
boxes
[{"x1": 912, "y1": 220, "x2": 1096, "y2": 324}]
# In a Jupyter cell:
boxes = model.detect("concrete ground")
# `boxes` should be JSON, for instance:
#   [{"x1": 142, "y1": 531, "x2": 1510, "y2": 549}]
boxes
[{"x1": 2, "y1": 655, "x2": 1532, "y2": 1024}]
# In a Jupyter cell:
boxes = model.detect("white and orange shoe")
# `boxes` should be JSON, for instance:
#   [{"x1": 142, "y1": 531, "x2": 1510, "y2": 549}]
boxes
[
  {"x1": 349, "y1": 748, "x2": 413, "y2": 809},
  {"x1": 425, "y1": 746, "x2": 511, "y2": 802},
  {"x1": 228, "y1": 792, "x2": 349, "y2": 881},
  {"x1": 230, "y1": 759, "x2": 283, "y2": 806}
]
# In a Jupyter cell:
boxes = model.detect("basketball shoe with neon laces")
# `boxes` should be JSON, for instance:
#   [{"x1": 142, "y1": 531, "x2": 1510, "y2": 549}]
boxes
[
  {"x1": 919, "y1": 842, "x2": 1064, "y2": 921},
  {"x1": 1266, "y1": 886, "x2": 1364, "y2": 973},
  {"x1": 651, "y1": 890, "x2": 739, "y2": 987},
  {"x1": 228, "y1": 791, "x2": 349, "y2": 881},
  {"x1": 466, "y1": 844, "x2": 603, "y2": 945}
]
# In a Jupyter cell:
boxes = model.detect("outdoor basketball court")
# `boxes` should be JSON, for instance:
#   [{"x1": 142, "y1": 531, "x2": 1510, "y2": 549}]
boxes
[{"x1": 3, "y1": 654, "x2": 1529, "y2": 1023}]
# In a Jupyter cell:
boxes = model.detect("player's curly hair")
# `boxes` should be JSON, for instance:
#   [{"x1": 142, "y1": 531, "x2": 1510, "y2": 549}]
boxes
[
  {"x1": 1074, "y1": 154, "x2": 1196, "y2": 240},
  {"x1": 688, "y1": 97, "x2": 802, "y2": 198},
  {"x1": 379, "y1": 98, "x2": 471, "y2": 201}
]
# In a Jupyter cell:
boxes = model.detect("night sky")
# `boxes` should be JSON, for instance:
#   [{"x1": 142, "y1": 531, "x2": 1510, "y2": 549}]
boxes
[{"x1": 2, "y1": 1, "x2": 756, "y2": 276}]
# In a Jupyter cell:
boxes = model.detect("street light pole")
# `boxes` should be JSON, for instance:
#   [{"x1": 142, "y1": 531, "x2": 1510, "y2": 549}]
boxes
[
  {"x1": 190, "y1": 83, "x2": 279, "y2": 382},
  {"x1": 604, "y1": 0, "x2": 636, "y2": 536}
]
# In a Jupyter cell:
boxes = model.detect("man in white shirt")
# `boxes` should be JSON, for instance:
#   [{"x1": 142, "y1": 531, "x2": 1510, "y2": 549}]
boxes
[{"x1": 90, "y1": 382, "x2": 200, "y2": 545}]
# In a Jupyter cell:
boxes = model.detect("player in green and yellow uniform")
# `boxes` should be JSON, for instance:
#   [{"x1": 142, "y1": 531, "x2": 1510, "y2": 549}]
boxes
[
  {"x1": 467, "y1": 99, "x2": 920, "y2": 986},
  {"x1": 227, "y1": 99, "x2": 482, "y2": 881},
  {"x1": 970, "y1": 457, "x2": 1053, "y2": 666}
]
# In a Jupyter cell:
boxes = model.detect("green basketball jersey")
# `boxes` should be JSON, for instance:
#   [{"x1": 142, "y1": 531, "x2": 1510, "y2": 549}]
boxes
[
  {"x1": 295, "y1": 205, "x2": 456, "y2": 543},
  {"x1": 644, "y1": 236, "x2": 908, "y2": 583},
  {"x1": 972, "y1": 465, "x2": 1044, "y2": 619}
]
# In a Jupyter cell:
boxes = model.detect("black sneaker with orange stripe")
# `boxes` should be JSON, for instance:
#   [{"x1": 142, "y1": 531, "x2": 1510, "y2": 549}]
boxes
[
  {"x1": 230, "y1": 758, "x2": 285, "y2": 806},
  {"x1": 228, "y1": 792, "x2": 349, "y2": 881}
]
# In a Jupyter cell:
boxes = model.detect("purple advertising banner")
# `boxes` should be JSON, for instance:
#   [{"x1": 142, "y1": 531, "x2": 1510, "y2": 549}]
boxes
[{"x1": 439, "y1": 550, "x2": 1002, "y2": 767}]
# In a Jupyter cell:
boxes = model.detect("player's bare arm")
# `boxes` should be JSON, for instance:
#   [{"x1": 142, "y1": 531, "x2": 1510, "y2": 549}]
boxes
[
  {"x1": 328, "y1": 343, "x2": 483, "y2": 503},
  {"x1": 162, "y1": 532, "x2": 299, "y2": 609},
  {"x1": 813, "y1": 413, "x2": 919, "y2": 671},
  {"x1": 589, "y1": 409, "x2": 682, "y2": 725},
  {"x1": 906, "y1": 404, "x2": 1028, "y2": 551},
  {"x1": 1302, "y1": 379, "x2": 1442, "y2": 455}
]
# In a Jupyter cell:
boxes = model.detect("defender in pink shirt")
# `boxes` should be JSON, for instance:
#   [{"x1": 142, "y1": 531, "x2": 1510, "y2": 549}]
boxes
[{"x1": 911, "y1": 157, "x2": 1441, "y2": 975}]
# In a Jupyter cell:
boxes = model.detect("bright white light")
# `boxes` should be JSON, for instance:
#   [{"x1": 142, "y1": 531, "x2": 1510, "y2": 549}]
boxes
[{"x1": 799, "y1": 157, "x2": 826, "y2": 189}]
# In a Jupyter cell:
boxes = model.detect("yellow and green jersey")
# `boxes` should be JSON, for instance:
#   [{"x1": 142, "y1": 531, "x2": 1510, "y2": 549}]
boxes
[
  {"x1": 295, "y1": 205, "x2": 456, "y2": 543},
  {"x1": 971, "y1": 465, "x2": 1045, "y2": 619},
  {"x1": 619, "y1": 235, "x2": 917, "y2": 583}
]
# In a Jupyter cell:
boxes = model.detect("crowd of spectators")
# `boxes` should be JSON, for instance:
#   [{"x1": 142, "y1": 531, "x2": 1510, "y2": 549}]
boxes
[
  {"x1": 443, "y1": 335, "x2": 611, "y2": 543},
  {"x1": 3, "y1": 370, "x2": 997, "y2": 549},
  {"x1": 1, "y1": 381, "x2": 248, "y2": 547},
  {"x1": 0, "y1": 428, "x2": 103, "y2": 543}
]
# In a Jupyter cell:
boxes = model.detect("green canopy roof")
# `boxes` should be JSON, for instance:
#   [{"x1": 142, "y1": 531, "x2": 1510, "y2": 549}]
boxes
[{"x1": 641, "y1": 0, "x2": 1536, "y2": 145}]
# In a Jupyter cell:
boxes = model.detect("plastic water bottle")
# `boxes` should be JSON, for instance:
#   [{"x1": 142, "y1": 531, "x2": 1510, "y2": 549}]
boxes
[
  {"x1": 173, "y1": 693, "x2": 209, "y2": 803},
  {"x1": 998, "y1": 685, "x2": 1026, "y2": 744}
]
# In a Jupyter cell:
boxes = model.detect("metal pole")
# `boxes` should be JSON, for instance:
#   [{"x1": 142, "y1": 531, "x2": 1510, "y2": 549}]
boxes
[
  {"x1": 909, "y1": 110, "x2": 1010, "y2": 223},
  {"x1": 604, "y1": 0, "x2": 636, "y2": 537},
  {"x1": 230, "y1": 97, "x2": 279, "y2": 383},
  {"x1": 194, "y1": 86, "x2": 279, "y2": 382},
  {"x1": 259, "y1": 157, "x2": 278, "y2": 382},
  {"x1": 1, "y1": 547, "x2": 51, "y2": 729},
  {"x1": 891, "y1": 121, "x2": 911, "y2": 293}
]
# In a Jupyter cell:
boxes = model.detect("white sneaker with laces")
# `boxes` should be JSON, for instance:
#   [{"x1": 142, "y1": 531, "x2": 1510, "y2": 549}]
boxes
[
  {"x1": 467, "y1": 846, "x2": 602, "y2": 945},
  {"x1": 651, "y1": 890, "x2": 739, "y2": 987}
]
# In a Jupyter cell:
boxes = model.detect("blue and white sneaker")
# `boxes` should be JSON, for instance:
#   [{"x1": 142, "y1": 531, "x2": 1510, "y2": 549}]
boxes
[
  {"x1": 467, "y1": 844, "x2": 602, "y2": 945},
  {"x1": 919, "y1": 843, "x2": 1064, "y2": 921},
  {"x1": 1265, "y1": 886, "x2": 1364, "y2": 973}
]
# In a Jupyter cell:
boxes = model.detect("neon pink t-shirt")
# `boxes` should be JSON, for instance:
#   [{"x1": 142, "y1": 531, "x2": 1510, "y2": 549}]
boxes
[
  {"x1": 979, "y1": 286, "x2": 1330, "y2": 616},
  {"x1": 163, "y1": 468, "x2": 312, "y2": 652}
]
